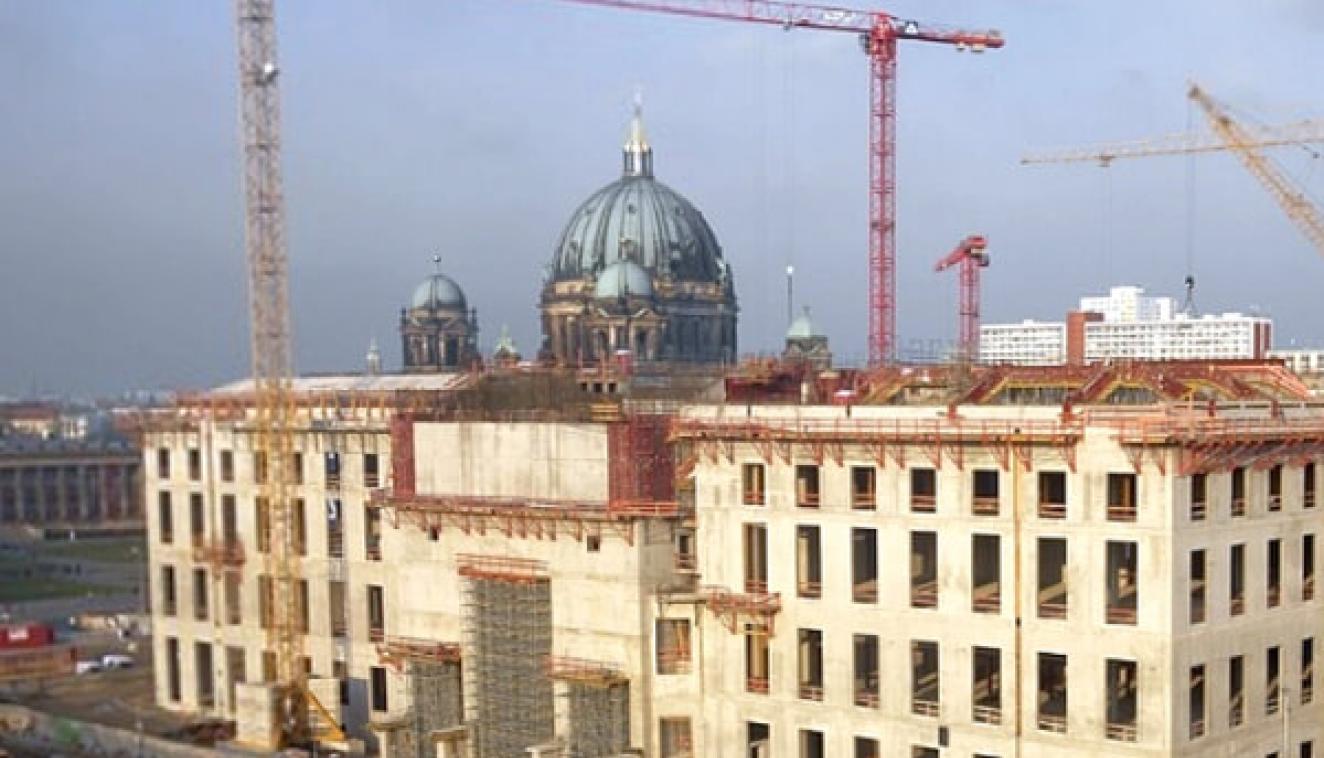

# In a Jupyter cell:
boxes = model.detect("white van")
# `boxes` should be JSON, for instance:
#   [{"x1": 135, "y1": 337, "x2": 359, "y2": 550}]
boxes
[
  {"x1": 75, "y1": 660, "x2": 102, "y2": 675},
  {"x1": 101, "y1": 654, "x2": 134, "y2": 670}
]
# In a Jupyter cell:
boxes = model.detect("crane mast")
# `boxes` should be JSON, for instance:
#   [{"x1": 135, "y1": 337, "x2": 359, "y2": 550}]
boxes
[
  {"x1": 544, "y1": 0, "x2": 1004, "y2": 365},
  {"x1": 933, "y1": 234, "x2": 989, "y2": 363},
  {"x1": 235, "y1": 0, "x2": 304, "y2": 741}
]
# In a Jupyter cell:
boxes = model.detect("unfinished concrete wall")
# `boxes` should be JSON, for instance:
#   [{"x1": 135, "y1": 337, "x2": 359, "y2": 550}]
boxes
[{"x1": 412, "y1": 422, "x2": 609, "y2": 501}]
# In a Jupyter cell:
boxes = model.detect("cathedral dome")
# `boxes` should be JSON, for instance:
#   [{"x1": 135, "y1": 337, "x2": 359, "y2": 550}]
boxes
[
  {"x1": 549, "y1": 104, "x2": 730, "y2": 288},
  {"x1": 411, "y1": 272, "x2": 467, "y2": 311},
  {"x1": 593, "y1": 260, "x2": 653, "y2": 299}
]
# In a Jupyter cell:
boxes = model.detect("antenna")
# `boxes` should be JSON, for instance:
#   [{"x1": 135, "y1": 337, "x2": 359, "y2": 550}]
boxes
[
  {"x1": 785, "y1": 264, "x2": 795, "y2": 326},
  {"x1": 1182, "y1": 275, "x2": 1198, "y2": 316}
]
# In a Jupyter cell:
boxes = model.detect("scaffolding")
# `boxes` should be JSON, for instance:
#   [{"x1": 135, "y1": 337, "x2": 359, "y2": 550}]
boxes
[
  {"x1": 700, "y1": 585, "x2": 782, "y2": 637},
  {"x1": 672, "y1": 416, "x2": 1084, "y2": 474},
  {"x1": 460, "y1": 554, "x2": 554, "y2": 757},
  {"x1": 545, "y1": 656, "x2": 630, "y2": 758}
]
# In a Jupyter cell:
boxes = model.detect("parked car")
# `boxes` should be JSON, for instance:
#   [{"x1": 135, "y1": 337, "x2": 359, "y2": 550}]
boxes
[
  {"x1": 74, "y1": 660, "x2": 102, "y2": 675},
  {"x1": 101, "y1": 654, "x2": 133, "y2": 669}
]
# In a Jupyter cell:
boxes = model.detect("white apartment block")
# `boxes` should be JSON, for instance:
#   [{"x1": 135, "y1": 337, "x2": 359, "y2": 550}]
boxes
[
  {"x1": 979, "y1": 322, "x2": 1066, "y2": 366},
  {"x1": 981, "y1": 286, "x2": 1273, "y2": 365},
  {"x1": 144, "y1": 370, "x2": 1324, "y2": 758}
]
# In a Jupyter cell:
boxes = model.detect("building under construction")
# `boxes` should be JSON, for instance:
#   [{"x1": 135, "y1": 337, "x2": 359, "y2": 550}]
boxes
[{"x1": 137, "y1": 66, "x2": 1324, "y2": 756}]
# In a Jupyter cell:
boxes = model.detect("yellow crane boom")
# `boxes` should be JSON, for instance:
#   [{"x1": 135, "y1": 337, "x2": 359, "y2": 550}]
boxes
[{"x1": 1021, "y1": 82, "x2": 1324, "y2": 259}]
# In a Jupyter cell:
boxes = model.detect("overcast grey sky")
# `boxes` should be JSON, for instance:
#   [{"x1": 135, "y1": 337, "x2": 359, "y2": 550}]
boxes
[{"x1": 2, "y1": 1, "x2": 1322, "y2": 396}]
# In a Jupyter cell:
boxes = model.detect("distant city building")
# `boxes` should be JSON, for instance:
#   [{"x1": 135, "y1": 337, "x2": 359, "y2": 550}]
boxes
[
  {"x1": 0, "y1": 437, "x2": 142, "y2": 531},
  {"x1": 1272, "y1": 348, "x2": 1324, "y2": 376},
  {"x1": 981, "y1": 285, "x2": 1273, "y2": 365},
  {"x1": 782, "y1": 307, "x2": 832, "y2": 369},
  {"x1": 399, "y1": 260, "x2": 480, "y2": 373}
]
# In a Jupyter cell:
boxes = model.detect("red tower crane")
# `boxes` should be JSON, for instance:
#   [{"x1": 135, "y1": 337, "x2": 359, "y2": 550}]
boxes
[
  {"x1": 543, "y1": 0, "x2": 1004, "y2": 364},
  {"x1": 933, "y1": 234, "x2": 989, "y2": 362}
]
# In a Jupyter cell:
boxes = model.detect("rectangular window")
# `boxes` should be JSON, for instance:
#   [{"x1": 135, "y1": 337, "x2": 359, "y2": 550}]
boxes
[
  {"x1": 973, "y1": 646, "x2": 1002, "y2": 725},
  {"x1": 1106, "y1": 541, "x2": 1138, "y2": 625},
  {"x1": 972, "y1": 469, "x2": 999, "y2": 515},
  {"x1": 327, "y1": 498, "x2": 344, "y2": 558},
  {"x1": 854, "y1": 737, "x2": 879, "y2": 758},
  {"x1": 253, "y1": 451, "x2": 268, "y2": 485},
  {"x1": 221, "y1": 495, "x2": 238, "y2": 546},
  {"x1": 1307, "y1": 463, "x2": 1317, "y2": 509},
  {"x1": 158, "y1": 492, "x2": 173, "y2": 544},
  {"x1": 659, "y1": 718, "x2": 693, "y2": 758},
  {"x1": 160, "y1": 565, "x2": 177, "y2": 616},
  {"x1": 364, "y1": 453, "x2": 381, "y2": 488},
  {"x1": 1037, "y1": 652, "x2": 1068, "y2": 733},
  {"x1": 655, "y1": 619, "x2": 692, "y2": 675},
  {"x1": 261, "y1": 651, "x2": 277, "y2": 683},
  {"x1": 224, "y1": 571, "x2": 241, "y2": 625},
  {"x1": 1190, "y1": 473, "x2": 1208, "y2": 521},
  {"x1": 1268, "y1": 538, "x2": 1283, "y2": 608},
  {"x1": 324, "y1": 452, "x2": 341, "y2": 488},
  {"x1": 851, "y1": 466, "x2": 876, "y2": 510},
  {"x1": 1303, "y1": 638, "x2": 1315, "y2": 705},
  {"x1": 1189, "y1": 664, "x2": 1206, "y2": 740},
  {"x1": 220, "y1": 450, "x2": 234, "y2": 483},
  {"x1": 1231, "y1": 467, "x2": 1246, "y2": 517},
  {"x1": 256, "y1": 497, "x2": 271, "y2": 553},
  {"x1": 368, "y1": 584, "x2": 385, "y2": 642},
  {"x1": 225, "y1": 646, "x2": 246, "y2": 715},
  {"x1": 1305, "y1": 534, "x2": 1315, "y2": 601},
  {"x1": 1190, "y1": 549, "x2": 1206, "y2": 624},
  {"x1": 853, "y1": 634, "x2": 879, "y2": 708},
  {"x1": 1105, "y1": 659, "x2": 1138, "y2": 742},
  {"x1": 1037, "y1": 537, "x2": 1068, "y2": 619},
  {"x1": 795, "y1": 526, "x2": 821, "y2": 598},
  {"x1": 1229, "y1": 655, "x2": 1245, "y2": 727},
  {"x1": 187, "y1": 449, "x2": 202, "y2": 481},
  {"x1": 157, "y1": 448, "x2": 171, "y2": 480},
  {"x1": 911, "y1": 640, "x2": 940, "y2": 717},
  {"x1": 1270, "y1": 464, "x2": 1284, "y2": 511},
  {"x1": 291, "y1": 452, "x2": 304, "y2": 485},
  {"x1": 165, "y1": 637, "x2": 181, "y2": 702},
  {"x1": 1107, "y1": 472, "x2": 1138, "y2": 522},
  {"x1": 1038, "y1": 471, "x2": 1067, "y2": 518},
  {"x1": 258, "y1": 574, "x2": 273, "y2": 629},
  {"x1": 293, "y1": 498, "x2": 307, "y2": 556},
  {"x1": 912, "y1": 749, "x2": 939, "y2": 758},
  {"x1": 195, "y1": 641, "x2": 214, "y2": 707},
  {"x1": 743, "y1": 523, "x2": 768, "y2": 594},
  {"x1": 747, "y1": 723, "x2": 770, "y2": 757},
  {"x1": 910, "y1": 468, "x2": 937, "y2": 513},
  {"x1": 189, "y1": 493, "x2": 205, "y2": 548},
  {"x1": 192, "y1": 567, "x2": 208, "y2": 621},
  {"x1": 745, "y1": 631, "x2": 769, "y2": 694},
  {"x1": 365, "y1": 506, "x2": 382, "y2": 560},
  {"x1": 911, "y1": 531, "x2": 938, "y2": 609},
  {"x1": 1231, "y1": 544, "x2": 1246, "y2": 616},
  {"x1": 797, "y1": 629, "x2": 823, "y2": 701},
  {"x1": 296, "y1": 579, "x2": 309, "y2": 633},
  {"x1": 852, "y1": 528, "x2": 878, "y2": 603},
  {"x1": 798, "y1": 729, "x2": 824, "y2": 758},
  {"x1": 742, "y1": 463, "x2": 766, "y2": 505},
  {"x1": 795, "y1": 465, "x2": 820, "y2": 508},
  {"x1": 1268, "y1": 646, "x2": 1282, "y2": 715},
  {"x1": 370, "y1": 666, "x2": 388, "y2": 712},
  {"x1": 972, "y1": 534, "x2": 1001, "y2": 614},
  {"x1": 329, "y1": 580, "x2": 348, "y2": 638}
]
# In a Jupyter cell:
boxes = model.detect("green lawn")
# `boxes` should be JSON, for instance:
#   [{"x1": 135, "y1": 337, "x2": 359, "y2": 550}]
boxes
[
  {"x1": 38, "y1": 538, "x2": 145, "y2": 564},
  {"x1": 0, "y1": 578, "x2": 121, "y2": 603}
]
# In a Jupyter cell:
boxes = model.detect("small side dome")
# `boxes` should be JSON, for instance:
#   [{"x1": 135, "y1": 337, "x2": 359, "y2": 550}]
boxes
[
  {"x1": 411, "y1": 273, "x2": 467, "y2": 311},
  {"x1": 593, "y1": 260, "x2": 653, "y2": 299},
  {"x1": 787, "y1": 306, "x2": 819, "y2": 340}
]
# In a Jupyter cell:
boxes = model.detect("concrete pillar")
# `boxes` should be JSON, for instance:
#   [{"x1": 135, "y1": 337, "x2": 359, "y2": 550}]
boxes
[{"x1": 98, "y1": 466, "x2": 110, "y2": 522}]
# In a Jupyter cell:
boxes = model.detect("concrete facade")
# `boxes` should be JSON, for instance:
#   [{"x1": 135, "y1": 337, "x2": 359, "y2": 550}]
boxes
[{"x1": 143, "y1": 374, "x2": 1324, "y2": 757}]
